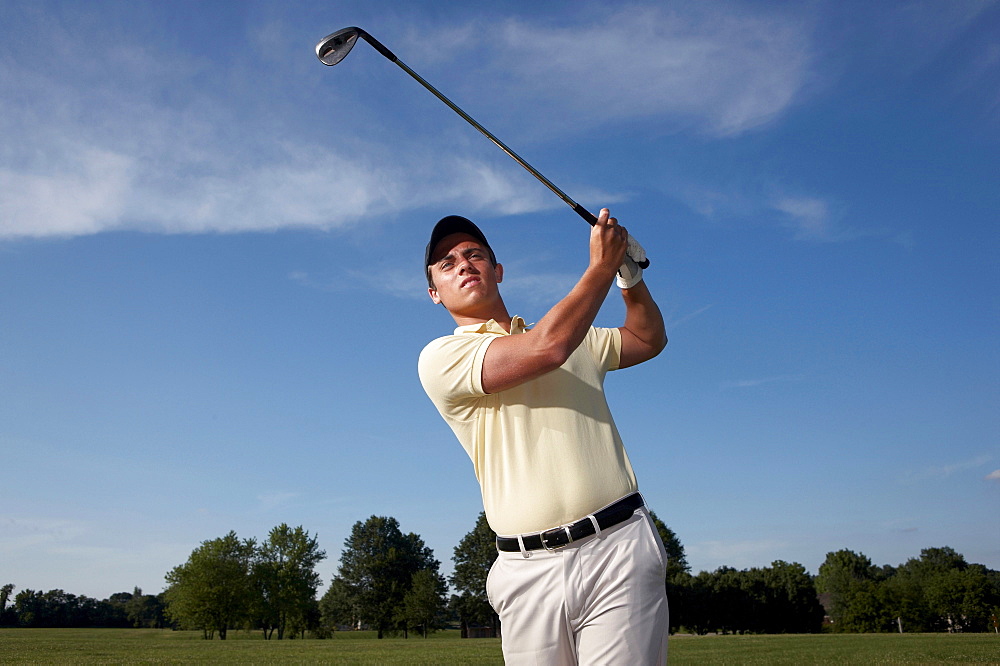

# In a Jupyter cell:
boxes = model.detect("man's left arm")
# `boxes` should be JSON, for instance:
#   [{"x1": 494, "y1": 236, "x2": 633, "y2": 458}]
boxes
[{"x1": 618, "y1": 279, "x2": 667, "y2": 369}]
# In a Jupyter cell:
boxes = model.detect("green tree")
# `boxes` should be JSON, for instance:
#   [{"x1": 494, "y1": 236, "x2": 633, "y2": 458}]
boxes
[
  {"x1": 895, "y1": 549, "x2": 996, "y2": 632},
  {"x1": 124, "y1": 587, "x2": 167, "y2": 628},
  {"x1": 816, "y1": 549, "x2": 885, "y2": 631},
  {"x1": 888, "y1": 546, "x2": 968, "y2": 632},
  {"x1": 667, "y1": 571, "x2": 724, "y2": 636},
  {"x1": 0, "y1": 584, "x2": 14, "y2": 626},
  {"x1": 329, "y1": 516, "x2": 439, "y2": 638},
  {"x1": 449, "y1": 512, "x2": 499, "y2": 638},
  {"x1": 400, "y1": 568, "x2": 449, "y2": 637},
  {"x1": 252, "y1": 524, "x2": 326, "y2": 640},
  {"x1": 760, "y1": 560, "x2": 825, "y2": 633},
  {"x1": 319, "y1": 576, "x2": 359, "y2": 632},
  {"x1": 709, "y1": 567, "x2": 751, "y2": 634},
  {"x1": 647, "y1": 510, "x2": 690, "y2": 633},
  {"x1": 842, "y1": 578, "x2": 897, "y2": 632},
  {"x1": 164, "y1": 531, "x2": 256, "y2": 639},
  {"x1": 648, "y1": 510, "x2": 689, "y2": 578},
  {"x1": 13, "y1": 589, "x2": 43, "y2": 627}
]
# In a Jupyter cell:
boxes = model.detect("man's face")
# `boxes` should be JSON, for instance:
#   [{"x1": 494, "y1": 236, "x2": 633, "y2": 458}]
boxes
[{"x1": 427, "y1": 232, "x2": 503, "y2": 313}]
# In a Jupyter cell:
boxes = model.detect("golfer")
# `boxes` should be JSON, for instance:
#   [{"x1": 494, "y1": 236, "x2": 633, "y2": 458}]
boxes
[{"x1": 418, "y1": 208, "x2": 669, "y2": 664}]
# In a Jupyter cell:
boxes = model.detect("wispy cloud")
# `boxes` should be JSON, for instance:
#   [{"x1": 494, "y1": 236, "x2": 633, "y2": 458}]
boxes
[
  {"x1": 502, "y1": 272, "x2": 581, "y2": 307},
  {"x1": 460, "y1": 5, "x2": 815, "y2": 138},
  {"x1": 0, "y1": 4, "x2": 817, "y2": 241},
  {"x1": 772, "y1": 196, "x2": 839, "y2": 242},
  {"x1": 343, "y1": 268, "x2": 431, "y2": 301},
  {"x1": 879, "y1": 1, "x2": 996, "y2": 76},
  {"x1": 688, "y1": 538, "x2": 791, "y2": 572},
  {"x1": 901, "y1": 454, "x2": 994, "y2": 484},
  {"x1": 986, "y1": 469, "x2": 1000, "y2": 482},
  {"x1": 296, "y1": 260, "x2": 579, "y2": 305},
  {"x1": 0, "y1": 29, "x2": 562, "y2": 240},
  {"x1": 0, "y1": 516, "x2": 88, "y2": 553},
  {"x1": 769, "y1": 192, "x2": 913, "y2": 244},
  {"x1": 720, "y1": 374, "x2": 804, "y2": 391},
  {"x1": 666, "y1": 304, "x2": 714, "y2": 330},
  {"x1": 669, "y1": 184, "x2": 879, "y2": 244},
  {"x1": 257, "y1": 492, "x2": 301, "y2": 511}
]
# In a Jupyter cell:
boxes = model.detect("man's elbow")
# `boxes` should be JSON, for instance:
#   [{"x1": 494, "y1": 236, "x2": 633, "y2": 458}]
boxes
[
  {"x1": 538, "y1": 343, "x2": 575, "y2": 373},
  {"x1": 647, "y1": 334, "x2": 668, "y2": 361},
  {"x1": 619, "y1": 333, "x2": 666, "y2": 369}
]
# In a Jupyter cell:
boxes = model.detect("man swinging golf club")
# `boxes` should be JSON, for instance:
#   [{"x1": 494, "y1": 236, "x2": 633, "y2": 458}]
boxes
[{"x1": 418, "y1": 209, "x2": 669, "y2": 664}]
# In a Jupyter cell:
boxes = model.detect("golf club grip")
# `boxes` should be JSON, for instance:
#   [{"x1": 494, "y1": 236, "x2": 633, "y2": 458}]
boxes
[
  {"x1": 573, "y1": 204, "x2": 651, "y2": 268},
  {"x1": 573, "y1": 203, "x2": 598, "y2": 226}
]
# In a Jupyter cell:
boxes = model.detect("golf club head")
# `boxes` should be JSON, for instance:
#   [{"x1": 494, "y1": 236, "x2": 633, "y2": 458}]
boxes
[{"x1": 316, "y1": 27, "x2": 361, "y2": 66}]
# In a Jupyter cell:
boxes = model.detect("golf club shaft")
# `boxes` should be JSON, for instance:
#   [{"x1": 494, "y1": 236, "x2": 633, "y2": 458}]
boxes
[
  {"x1": 357, "y1": 32, "x2": 598, "y2": 226},
  {"x1": 393, "y1": 60, "x2": 598, "y2": 226},
  {"x1": 330, "y1": 28, "x2": 649, "y2": 267}
]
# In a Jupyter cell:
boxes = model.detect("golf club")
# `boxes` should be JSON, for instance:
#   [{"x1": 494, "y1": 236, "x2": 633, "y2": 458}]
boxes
[{"x1": 315, "y1": 26, "x2": 649, "y2": 268}]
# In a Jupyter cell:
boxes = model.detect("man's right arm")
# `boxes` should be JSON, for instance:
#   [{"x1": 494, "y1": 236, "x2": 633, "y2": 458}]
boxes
[{"x1": 480, "y1": 209, "x2": 628, "y2": 394}]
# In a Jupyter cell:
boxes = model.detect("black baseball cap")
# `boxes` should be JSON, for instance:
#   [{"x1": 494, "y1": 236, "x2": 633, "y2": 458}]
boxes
[{"x1": 424, "y1": 215, "x2": 496, "y2": 286}]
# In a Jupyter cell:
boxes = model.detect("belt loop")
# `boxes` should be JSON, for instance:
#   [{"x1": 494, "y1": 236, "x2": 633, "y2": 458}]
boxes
[
  {"x1": 517, "y1": 534, "x2": 531, "y2": 559},
  {"x1": 587, "y1": 514, "x2": 602, "y2": 538}
]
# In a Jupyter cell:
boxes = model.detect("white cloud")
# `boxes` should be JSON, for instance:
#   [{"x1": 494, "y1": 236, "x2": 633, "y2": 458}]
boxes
[
  {"x1": 0, "y1": 147, "x2": 133, "y2": 237},
  {"x1": 0, "y1": 26, "x2": 565, "y2": 240},
  {"x1": 0, "y1": 115, "x2": 558, "y2": 239},
  {"x1": 986, "y1": 469, "x2": 1000, "y2": 482},
  {"x1": 770, "y1": 194, "x2": 901, "y2": 244},
  {"x1": 474, "y1": 5, "x2": 815, "y2": 138},
  {"x1": 0, "y1": 4, "x2": 817, "y2": 241},
  {"x1": 772, "y1": 196, "x2": 835, "y2": 241}
]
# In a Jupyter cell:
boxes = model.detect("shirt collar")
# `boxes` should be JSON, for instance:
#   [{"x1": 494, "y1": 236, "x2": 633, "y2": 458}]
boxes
[{"x1": 454, "y1": 315, "x2": 528, "y2": 336}]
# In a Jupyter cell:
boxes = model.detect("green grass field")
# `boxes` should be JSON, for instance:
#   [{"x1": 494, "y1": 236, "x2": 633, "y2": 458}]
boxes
[{"x1": 1, "y1": 628, "x2": 997, "y2": 664}]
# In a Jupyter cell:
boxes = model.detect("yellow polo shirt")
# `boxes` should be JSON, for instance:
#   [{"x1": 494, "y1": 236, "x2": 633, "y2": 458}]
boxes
[{"x1": 418, "y1": 317, "x2": 638, "y2": 535}]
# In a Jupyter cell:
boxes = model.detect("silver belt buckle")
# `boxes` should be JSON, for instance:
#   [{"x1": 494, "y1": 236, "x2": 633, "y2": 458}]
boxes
[{"x1": 542, "y1": 525, "x2": 574, "y2": 551}]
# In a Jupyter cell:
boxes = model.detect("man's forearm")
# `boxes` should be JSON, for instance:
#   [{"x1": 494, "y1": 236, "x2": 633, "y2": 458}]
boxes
[
  {"x1": 480, "y1": 264, "x2": 617, "y2": 394},
  {"x1": 531, "y1": 264, "x2": 618, "y2": 360},
  {"x1": 480, "y1": 208, "x2": 629, "y2": 393}
]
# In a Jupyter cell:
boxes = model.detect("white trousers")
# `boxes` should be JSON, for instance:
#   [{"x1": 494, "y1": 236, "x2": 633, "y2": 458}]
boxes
[{"x1": 487, "y1": 507, "x2": 669, "y2": 665}]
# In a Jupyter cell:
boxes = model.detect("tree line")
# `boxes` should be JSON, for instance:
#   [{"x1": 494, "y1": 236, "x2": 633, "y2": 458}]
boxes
[
  {"x1": 3, "y1": 516, "x2": 998, "y2": 637},
  {"x1": 815, "y1": 547, "x2": 1000, "y2": 633},
  {"x1": 0, "y1": 584, "x2": 166, "y2": 629}
]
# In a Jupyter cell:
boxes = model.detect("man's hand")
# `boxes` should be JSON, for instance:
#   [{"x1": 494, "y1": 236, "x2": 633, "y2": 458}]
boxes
[
  {"x1": 617, "y1": 254, "x2": 643, "y2": 289},
  {"x1": 590, "y1": 208, "x2": 629, "y2": 278},
  {"x1": 616, "y1": 233, "x2": 647, "y2": 289}
]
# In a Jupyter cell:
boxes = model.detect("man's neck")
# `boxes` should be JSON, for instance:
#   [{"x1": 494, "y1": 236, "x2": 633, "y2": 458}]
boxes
[{"x1": 451, "y1": 308, "x2": 513, "y2": 333}]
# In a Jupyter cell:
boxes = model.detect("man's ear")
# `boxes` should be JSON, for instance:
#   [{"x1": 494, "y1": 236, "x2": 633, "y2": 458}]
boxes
[
  {"x1": 428, "y1": 286, "x2": 442, "y2": 305},
  {"x1": 495, "y1": 263, "x2": 503, "y2": 283}
]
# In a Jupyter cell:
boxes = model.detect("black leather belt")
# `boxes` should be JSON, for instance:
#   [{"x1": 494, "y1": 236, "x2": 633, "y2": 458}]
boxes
[{"x1": 496, "y1": 493, "x2": 645, "y2": 552}]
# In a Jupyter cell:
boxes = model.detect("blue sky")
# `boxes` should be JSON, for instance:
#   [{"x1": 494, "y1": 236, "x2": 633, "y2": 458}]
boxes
[{"x1": 2, "y1": 0, "x2": 998, "y2": 600}]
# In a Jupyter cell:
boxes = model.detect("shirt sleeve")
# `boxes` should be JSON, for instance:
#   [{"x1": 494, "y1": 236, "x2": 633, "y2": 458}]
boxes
[
  {"x1": 418, "y1": 333, "x2": 497, "y2": 419},
  {"x1": 586, "y1": 326, "x2": 623, "y2": 372}
]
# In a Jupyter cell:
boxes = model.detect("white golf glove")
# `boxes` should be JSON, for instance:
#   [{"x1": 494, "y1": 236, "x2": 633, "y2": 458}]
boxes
[{"x1": 616, "y1": 234, "x2": 647, "y2": 289}]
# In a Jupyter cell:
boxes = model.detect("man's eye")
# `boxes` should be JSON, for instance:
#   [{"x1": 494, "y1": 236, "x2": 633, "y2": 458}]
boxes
[{"x1": 441, "y1": 262, "x2": 453, "y2": 270}]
